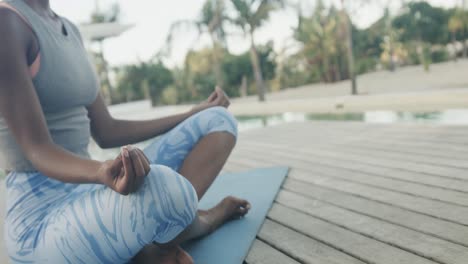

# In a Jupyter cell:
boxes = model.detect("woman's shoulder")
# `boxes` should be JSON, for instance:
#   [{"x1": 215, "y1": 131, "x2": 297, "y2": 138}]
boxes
[{"x1": 0, "y1": 6, "x2": 33, "y2": 49}]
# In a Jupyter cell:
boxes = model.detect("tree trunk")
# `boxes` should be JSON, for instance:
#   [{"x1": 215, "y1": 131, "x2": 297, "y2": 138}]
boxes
[
  {"x1": 240, "y1": 75, "x2": 247, "y2": 97},
  {"x1": 463, "y1": 36, "x2": 468, "y2": 58},
  {"x1": 341, "y1": 2, "x2": 357, "y2": 95},
  {"x1": 210, "y1": 33, "x2": 223, "y2": 87},
  {"x1": 464, "y1": 0, "x2": 468, "y2": 58},
  {"x1": 452, "y1": 31, "x2": 458, "y2": 62},
  {"x1": 322, "y1": 44, "x2": 331, "y2": 82},
  {"x1": 249, "y1": 31, "x2": 266, "y2": 102},
  {"x1": 346, "y1": 18, "x2": 357, "y2": 94},
  {"x1": 99, "y1": 40, "x2": 113, "y2": 105}
]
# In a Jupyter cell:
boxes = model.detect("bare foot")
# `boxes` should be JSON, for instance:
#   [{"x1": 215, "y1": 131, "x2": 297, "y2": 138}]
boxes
[
  {"x1": 132, "y1": 196, "x2": 250, "y2": 263},
  {"x1": 199, "y1": 196, "x2": 251, "y2": 235},
  {"x1": 132, "y1": 245, "x2": 193, "y2": 264}
]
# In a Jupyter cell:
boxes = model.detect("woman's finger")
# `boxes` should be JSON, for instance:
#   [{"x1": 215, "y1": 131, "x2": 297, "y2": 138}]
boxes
[
  {"x1": 135, "y1": 149, "x2": 151, "y2": 175},
  {"x1": 135, "y1": 148, "x2": 150, "y2": 166},
  {"x1": 134, "y1": 150, "x2": 149, "y2": 189},
  {"x1": 111, "y1": 153, "x2": 123, "y2": 175},
  {"x1": 129, "y1": 148, "x2": 146, "y2": 191},
  {"x1": 207, "y1": 90, "x2": 217, "y2": 102},
  {"x1": 120, "y1": 147, "x2": 135, "y2": 195},
  {"x1": 120, "y1": 147, "x2": 132, "y2": 195}
]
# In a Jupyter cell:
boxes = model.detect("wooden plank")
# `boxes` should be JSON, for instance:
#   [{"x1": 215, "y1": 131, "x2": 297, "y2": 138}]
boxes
[
  {"x1": 243, "y1": 125, "x2": 468, "y2": 148},
  {"x1": 242, "y1": 123, "x2": 468, "y2": 155},
  {"x1": 258, "y1": 220, "x2": 365, "y2": 264},
  {"x1": 225, "y1": 158, "x2": 468, "y2": 226},
  {"x1": 276, "y1": 190, "x2": 468, "y2": 264},
  {"x1": 228, "y1": 151, "x2": 468, "y2": 206},
  {"x1": 245, "y1": 137, "x2": 468, "y2": 169},
  {"x1": 290, "y1": 122, "x2": 468, "y2": 143},
  {"x1": 278, "y1": 181, "x2": 468, "y2": 247},
  {"x1": 228, "y1": 150, "x2": 468, "y2": 194},
  {"x1": 245, "y1": 240, "x2": 300, "y2": 264},
  {"x1": 323, "y1": 140, "x2": 468, "y2": 163},
  {"x1": 269, "y1": 204, "x2": 436, "y2": 264},
  {"x1": 285, "y1": 172, "x2": 468, "y2": 226},
  {"x1": 231, "y1": 143, "x2": 468, "y2": 189},
  {"x1": 237, "y1": 142, "x2": 468, "y2": 181}
]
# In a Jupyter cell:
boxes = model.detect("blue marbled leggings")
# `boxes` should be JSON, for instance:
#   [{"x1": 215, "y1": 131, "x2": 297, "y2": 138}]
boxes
[{"x1": 3, "y1": 107, "x2": 238, "y2": 264}]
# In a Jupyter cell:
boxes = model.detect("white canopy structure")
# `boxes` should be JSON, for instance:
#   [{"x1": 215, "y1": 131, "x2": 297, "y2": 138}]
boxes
[{"x1": 78, "y1": 22, "x2": 134, "y2": 42}]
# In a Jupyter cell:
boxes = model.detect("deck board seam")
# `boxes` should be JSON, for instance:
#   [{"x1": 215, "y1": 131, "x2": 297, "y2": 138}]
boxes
[
  {"x1": 282, "y1": 179, "x2": 468, "y2": 227},
  {"x1": 275, "y1": 187, "x2": 468, "y2": 250},
  {"x1": 230, "y1": 155, "x2": 468, "y2": 205},
  {"x1": 287, "y1": 171, "x2": 468, "y2": 208},
  {"x1": 272, "y1": 200, "x2": 454, "y2": 264},
  {"x1": 264, "y1": 217, "x2": 374, "y2": 264},
  {"x1": 235, "y1": 143, "x2": 468, "y2": 182},
  {"x1": 243, "y1": 132, "x2": 468, "y2": 161},
  {"x1": 232, "y1": 155, "x2": 468, "y2": 207},
  {"x1": 254, "y1": 235, "x2": 313, "y2": 264},
  {"x1": 227, "y1": 157, "x2": 468, "y2": 195}
]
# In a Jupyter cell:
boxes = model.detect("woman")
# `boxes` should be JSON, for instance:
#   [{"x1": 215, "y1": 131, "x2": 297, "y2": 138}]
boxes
[{"x1": 0, "y1": 0, "x2": 250, "y2": 263}]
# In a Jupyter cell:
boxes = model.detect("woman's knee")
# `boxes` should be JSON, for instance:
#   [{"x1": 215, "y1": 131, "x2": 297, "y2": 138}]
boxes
[
  {"x1": 146, "y1": 165, "x2": 198, "y2": 241},
  {"x1": 197, "y1": 106, "x2": 238, "y2": 139}
]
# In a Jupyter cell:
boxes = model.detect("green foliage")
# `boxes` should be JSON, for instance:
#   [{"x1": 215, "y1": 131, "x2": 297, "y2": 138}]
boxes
[
  {"x1": 230, "y1": 0, "x2": 284, "y2": 32},
  {"x1": 294, "y1": 2, "x2": 350, "y2": 83},
  {"x1": 431, "y1": 48, "x2": 449, "y2": 63},
  {"x1": 222, "y1": 42, "x2": 276, "y2": 96},
  {"x1": 393, "y1": 2, "x2": 451, "y2": 44},
  {"x1": 110, "y1": 0, "x2": 464, "y2": 106},
  {"x1": 278, "y1": 54, "x2": 317, "y2": 88},
  {"x1": 115, "y1": 62, "x2": 173, "y2": 106},
  {"x1": 159, "y1": 0, "x2": 228, "y2": 87},
  {"x1": 90, "y1": 3, "x2": 120, "y2": 23}
]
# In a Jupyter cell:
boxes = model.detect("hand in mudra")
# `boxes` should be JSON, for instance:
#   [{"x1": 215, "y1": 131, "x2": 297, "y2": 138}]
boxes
[
  {"x1": 191, "y1": 86, "x2": 231, "y2": 113},
  {"x1": 98, "y1": 145, "x2": 151, "y2": 195}
]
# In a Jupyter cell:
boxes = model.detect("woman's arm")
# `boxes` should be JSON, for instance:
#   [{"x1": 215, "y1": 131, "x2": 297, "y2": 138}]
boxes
[
  {"x1": 87, "y1": 94, "x2": 193, "y2": 148},
  {"x1": 0, "y1": 10, "x2": 149, "y2": 194},
  {"x1": 0, "y1": 10, "x2": 101, "y2": 183},
  {"x1": 88, "y1": 87, "x2": 231, "y2": 148}
]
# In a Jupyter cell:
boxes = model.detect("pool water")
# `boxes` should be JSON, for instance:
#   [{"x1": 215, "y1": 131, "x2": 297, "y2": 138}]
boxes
[
  {"x1": 1, "y1": 108, "x2": 467, "y2": 179},
  {"x1": 236, "y1": 109, "x2": 468, "y2": 132}
]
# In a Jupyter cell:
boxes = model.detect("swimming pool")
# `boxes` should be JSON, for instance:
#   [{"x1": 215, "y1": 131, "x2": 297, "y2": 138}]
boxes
[
  {"x1": 236, "y1": 109, "x2": 468, "y2": 132},
  {"x1": 1, "y1": 108, "x2": 467, "y2": 179}
]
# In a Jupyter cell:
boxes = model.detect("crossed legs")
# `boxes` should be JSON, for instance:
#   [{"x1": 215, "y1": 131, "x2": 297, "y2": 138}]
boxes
[{"x1": 134, "y1": 132, "x2": 250, "y2": 264}]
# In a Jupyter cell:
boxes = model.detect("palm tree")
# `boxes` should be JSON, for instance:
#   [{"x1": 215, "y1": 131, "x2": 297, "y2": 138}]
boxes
[
  {"x1": 230, "y1": 0, "x2": 284, "y2": 102},
  {"x1": 158, "y1": 0, "x2": 227, "y2": 87},
  {"x1": 295, "y1": 1, "x2": 340, "y2": 83},
  {"x1": 340, "y1": 0, "x2": 357, "y2": 95},
  {"x1": 448, "y1": 9, "x2": 464, "y2": 61},
  {"x1": 90, "y1": 1, "x2": 121, "y2": 104}
]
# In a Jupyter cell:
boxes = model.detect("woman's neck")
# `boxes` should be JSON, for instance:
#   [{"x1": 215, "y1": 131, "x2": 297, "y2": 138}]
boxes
[{"x1": 24, "y1": 0, "x2": 54, "y2": 17}]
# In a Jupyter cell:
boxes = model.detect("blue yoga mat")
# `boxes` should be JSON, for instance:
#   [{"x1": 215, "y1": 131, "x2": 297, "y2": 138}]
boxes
[{"x1": 182, "y1": 166, "x2": 289, "y2": 264}]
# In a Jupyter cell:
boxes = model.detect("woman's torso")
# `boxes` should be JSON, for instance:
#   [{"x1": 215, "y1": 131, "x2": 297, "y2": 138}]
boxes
[{"x1": 0, "y1": 0, "x2": 99, "y2": 172}]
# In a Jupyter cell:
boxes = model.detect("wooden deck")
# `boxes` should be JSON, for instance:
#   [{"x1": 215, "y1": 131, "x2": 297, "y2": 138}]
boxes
[
  {"x1": 1, "y1": 121, "x2": 468, "y2": 263},
  {"x1": 228, "y1": 121, "x2": 468, "y2": 264}
]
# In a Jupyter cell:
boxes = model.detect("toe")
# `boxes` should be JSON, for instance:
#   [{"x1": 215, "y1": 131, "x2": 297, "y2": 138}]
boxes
[{"x1": 177, "y1": 247, "x2": 194, "y2": 264}]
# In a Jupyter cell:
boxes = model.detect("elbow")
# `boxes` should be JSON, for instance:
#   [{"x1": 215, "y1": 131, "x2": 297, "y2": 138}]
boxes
[{"x1": 93, "y1": 136, "x2": 115, "y2": 149}]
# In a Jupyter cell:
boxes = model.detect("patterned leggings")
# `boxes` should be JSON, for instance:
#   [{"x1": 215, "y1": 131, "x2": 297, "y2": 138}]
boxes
[{"x1": 3, "y1": 107, "x2": 238, "y2": 264}]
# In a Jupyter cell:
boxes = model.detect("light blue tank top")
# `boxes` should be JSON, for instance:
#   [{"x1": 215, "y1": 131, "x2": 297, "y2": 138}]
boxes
[{"x1": 0, "y1": 0, "x2": 99, "y2": 171}]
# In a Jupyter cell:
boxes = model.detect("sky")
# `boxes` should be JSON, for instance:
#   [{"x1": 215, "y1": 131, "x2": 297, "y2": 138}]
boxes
[{"x1": 50, "y1": 0, "x2": 462, "y2": 67}]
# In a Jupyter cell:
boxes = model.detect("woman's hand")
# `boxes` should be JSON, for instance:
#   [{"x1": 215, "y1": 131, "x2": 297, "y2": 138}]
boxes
[
  {"x1": 191, "y1": 86, "x2": 230, "y2": 114},
  {"x1": 97, "y1": 145, "x2": 151, "y2": 195}
]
